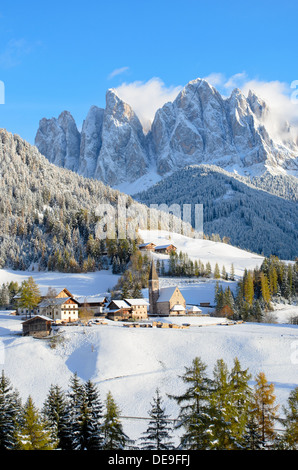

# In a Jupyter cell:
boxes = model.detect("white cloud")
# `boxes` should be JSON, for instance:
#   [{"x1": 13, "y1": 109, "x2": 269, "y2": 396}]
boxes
[
  {"x1": 204, "y1": 71, "x2": 298, "y2": 143},
  {"x1": 108, "y1": 66, "x2": 130, "y2": 80},
  {"x1": 115, "y1": 77, "x2": 182, "y2": 131}
]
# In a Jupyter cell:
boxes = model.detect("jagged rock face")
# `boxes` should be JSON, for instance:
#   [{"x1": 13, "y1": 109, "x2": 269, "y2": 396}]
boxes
[
  {"x1": 35, "y1": 90, "x2": 149, "y2": 186},
  {"x1": 78, "y1": 106, "x2": 104, "y2": 178},
  {"x1": 35, "y1": 78, "x2": 298, "y2": 186},
  {"x1": 150, "y1": 79, "x2": 298, "y2": 175},
  {"x1": 94, "y1": 90, "x2": 149, "y2": 185},
  {"x1": 35, "y1": 111, "x2": 81, "y2": 172}
]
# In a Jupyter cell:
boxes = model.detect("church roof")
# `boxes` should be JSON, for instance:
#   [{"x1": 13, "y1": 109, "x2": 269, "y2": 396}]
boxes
[{"x1": 157, "y1": 286, "x2": 178, "y2": 302}]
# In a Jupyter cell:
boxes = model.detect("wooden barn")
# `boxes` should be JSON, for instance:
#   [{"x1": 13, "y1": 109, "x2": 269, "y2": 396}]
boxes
[
  {"x1": 138, "y1": 242, "x2": 156, "y2": 252},
  {"x1": 22, "y1": 316, "x2": 53, "y2": 338},
  {"x1": 154, "y1": 244, "x2": 177, "y2": 254},
  {"x1": 106, "y1": 300, "x2": 132, "y2": 321}
]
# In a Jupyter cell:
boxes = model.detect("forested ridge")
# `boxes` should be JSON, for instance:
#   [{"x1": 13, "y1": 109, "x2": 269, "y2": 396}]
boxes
[
  {"x1": 135, "y1": 165, "x2": 298, "y2": 260},
  {"x1": 0, "y1": 129, "x2": 185, "y2": 272}
]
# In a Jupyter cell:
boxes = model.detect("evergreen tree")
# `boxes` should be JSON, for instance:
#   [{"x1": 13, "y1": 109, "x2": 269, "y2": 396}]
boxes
[
  {"x1": 0, "y1": 370, "x2": 22, "y2": 450},
  {"x1": 67, "y1": 373, "x2": 85, "y2": 450},
  {"x1": 205, "y1": 262, "x2": 212, "y2": 278},
  {"x1": 81, "y1": 380, "x2": 104, "y2": 450},
  {"x1": 42, "y1": 384, "x2": 71, "y2": 450},
  {"x1": 140, "y1": 389, "x2": 174, "y2": 450},
  {"x1": 214, "y1": 263, "x2": 220, "y2": 280},
  {"x1": 208, "y1": 359, "x2": 236, "y2": 449},
  {"x1": 16, "y1": 396, "x2": 56, "y2": 450},
  {"x1": 229, "y1": 358, "x2": 253, "y2": 447},
  {"x1": 169, "y1": 357, "x2": 212, "y2": 450},
  {"x1": 281, "y1": 386, "x2": 298, "y2": 449},
  {"x1": 252, "y1": 300, "x2": 263, "y2": 322},
  {"x1": 243, "y1": 411, "x2": 265, "y2": 450},
  {"x1": 102, "y1": 391, "x2": 131, "y2": 450},
  {"x1": 230, "y1": 263, "x2": 235, "y2": 281},
  {"x1": 221, "y1": 265, "x2": 228, "y2": 280}
]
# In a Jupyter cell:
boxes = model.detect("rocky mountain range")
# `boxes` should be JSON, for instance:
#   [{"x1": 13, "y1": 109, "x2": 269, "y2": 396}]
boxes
[{"x1": 35, "y1": 78, "x2": 298, "y2": 190}]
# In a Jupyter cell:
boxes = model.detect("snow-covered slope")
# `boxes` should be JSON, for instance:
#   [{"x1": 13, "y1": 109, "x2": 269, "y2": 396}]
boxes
[
  {"x1": 139, "y1": 229, "x2": 264, "y2": 277},
  {"x1": 1, "y1": 230, "x2": 297, "y2": 444},
  {"x1": 1, "y1": 311, "x2": 298, "y2": 444}
]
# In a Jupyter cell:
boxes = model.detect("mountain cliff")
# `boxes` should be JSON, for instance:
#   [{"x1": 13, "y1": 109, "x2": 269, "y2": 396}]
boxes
[{"x1": 35, "y1": 78, "x2": 298, "y2": 189}]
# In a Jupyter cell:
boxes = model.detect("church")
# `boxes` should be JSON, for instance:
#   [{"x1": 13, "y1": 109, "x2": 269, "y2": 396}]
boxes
[{"x1": 149, "y1": 261, "x2": 186, "y2": 316}]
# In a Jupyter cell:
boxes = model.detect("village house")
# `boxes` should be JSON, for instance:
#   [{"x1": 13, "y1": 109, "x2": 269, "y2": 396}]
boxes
[
  {"x1": 138, "y1": 242, "x2": 156, "y2": 252},
  {"x1": 149, "y1": 261, "x2": 186, "y2": 316},
  {"x1": 38, "y1": 296, "x2": 79, "y2": 323},
  {"x1": 22, "y1": 315, "x2": 53, "y2": 338},
  {"x1": 153, "y1": 244, "x2": 177, "y2": 255},
  {"x1": 15, "y1": 287, "x2": 74, "y2": 317},
  {"x1": 106, "y1": 299, "x2": 148, "y2": 321},
  {"x1": 124, "y1": 299, "x2": 148, "y2": 320},
  {"x1": 106, "y1": 300, "x2": 132, "y2": 321},
  {"x1": 76, "y1": 296, "x2": 107, "y2": 316}
]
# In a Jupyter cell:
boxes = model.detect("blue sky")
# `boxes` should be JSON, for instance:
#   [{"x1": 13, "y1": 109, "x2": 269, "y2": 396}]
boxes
[{"x1": 0, "y1": 0, "x2": 297, "y2": 144}]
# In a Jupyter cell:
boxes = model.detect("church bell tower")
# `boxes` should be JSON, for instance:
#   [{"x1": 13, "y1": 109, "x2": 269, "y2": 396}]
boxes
[{"x1": 149, "y1": 261, "x2": 159, "y2": 315}]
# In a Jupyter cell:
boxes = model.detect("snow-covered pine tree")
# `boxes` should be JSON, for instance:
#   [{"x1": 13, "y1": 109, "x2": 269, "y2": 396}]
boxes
[
  {"x1": 207, "y1": 359, "x2": 237, "y2": 450},
  {"x1": 0, "y1": 370, "x2": 22, "y2": 450},
  {"x1": 140, "y1": 388, "x2": 174, "y2": 450},
  {"x1": 280, "y1": 386, "x2": 298, "y2": 449},
  {"x1": 42, "y1": 384, "x2": 71, "y2": 450},
  {"x1": 243, "y1": 411, "x2": 265, "y2": 450},
  {"x1": 67, "y1": 373, "x2": 86, "y2": 450},
  {"x1": 80, "y1": 380, "x2": 104, "y2": 450},
  {"x1": 102, "y1": 391, "x2": 132, "y2": 450},
  {"x1": 169, "y1": 357, "x2": 212, "y2": 450},
  {"x1": 228, "y1": 358, "x2": 253, "y2": 448}
]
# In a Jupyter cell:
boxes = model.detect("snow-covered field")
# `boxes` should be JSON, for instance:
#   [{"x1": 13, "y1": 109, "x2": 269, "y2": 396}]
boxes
[
  {"x1": 0, "y1": 268, "x2": 120, "y2": 297},
  {"x1": 1, "y1": 311, "x2": 298, "y2": 444},
  {"x1": 0, "y1": 230, "x2": 297, "y2": 444}
]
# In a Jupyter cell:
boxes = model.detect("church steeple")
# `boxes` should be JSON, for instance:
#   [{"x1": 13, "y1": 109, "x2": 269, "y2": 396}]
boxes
[
  {"x1": 149, "y1": 260, "x2": 159, "y2": 281},
  {"x1": 149, "y1": 261, "x2": 159, "y2": 315}
]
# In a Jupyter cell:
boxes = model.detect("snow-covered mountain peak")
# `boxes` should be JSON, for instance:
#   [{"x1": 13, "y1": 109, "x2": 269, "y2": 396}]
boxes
[{"x1": 35, "y1": 76, "x2": 298, "y2": 186}]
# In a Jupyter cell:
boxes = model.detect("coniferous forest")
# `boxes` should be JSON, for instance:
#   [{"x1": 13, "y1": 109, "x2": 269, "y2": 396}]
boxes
[{"x1": 1, "y1": 357, "x2": 298, "y2": 451}]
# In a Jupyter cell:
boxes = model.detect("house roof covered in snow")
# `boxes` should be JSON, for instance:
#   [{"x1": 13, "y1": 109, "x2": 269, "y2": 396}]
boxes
[
  {"x1": 124, "y1": 299, "x2": 148, "y2": 306},
  {"x1": 76, "y1": 296, "x2": 107, "y2": 305},
  {"x1": 107, "y1": 300, "x2": 132, "y2": 310},
  {"x1": 157, "y1": 286, "x2": 178, "y2": 303},
  {"x1": 38, "y1": 297, "x2": 78, "y2": 308},
  {"x1": 22, "y1": 315, "x2": 53, "y2": 324},
  {"x1": 155, "y1": 244, "x2": 175, "y2": 250},
  {"x1": 170, "y1": 304, "x2": 186, "y2": 311}
]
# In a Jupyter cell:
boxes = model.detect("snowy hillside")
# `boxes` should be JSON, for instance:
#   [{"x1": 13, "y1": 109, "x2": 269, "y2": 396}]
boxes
[
  {"x1": 1, "y1": 311, "x2": 298, "y2": 445},
  {"x1": 139, "y1": 229, "x2": 264, "y2": 277},
  {"x1": 1, "y1": 229, "x2": 297, "y2": 444}
]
